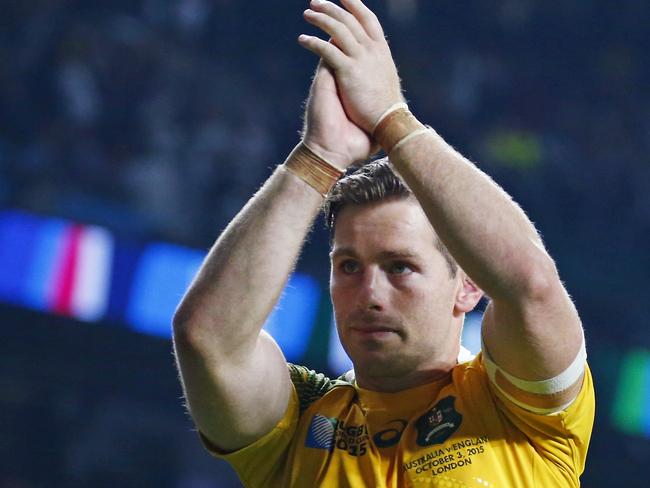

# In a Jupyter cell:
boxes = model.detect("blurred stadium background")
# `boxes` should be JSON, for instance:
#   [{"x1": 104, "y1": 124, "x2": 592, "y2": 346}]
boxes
[{"x1": 1, "y1": 0, "x2": 648, "y2": 486}]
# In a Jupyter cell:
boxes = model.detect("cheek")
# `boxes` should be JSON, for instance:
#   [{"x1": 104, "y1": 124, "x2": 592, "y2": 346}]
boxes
[{"x1": 398, "y1": 280, "x2": 448, "y2": 321}]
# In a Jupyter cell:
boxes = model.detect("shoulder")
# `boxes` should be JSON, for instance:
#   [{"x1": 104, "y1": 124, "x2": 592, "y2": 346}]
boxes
[
  {"x1": 288, "y1": 364, "x2": 354, "y2": 415},
  {"x1": 451, "y1": 351, "x2": 487, "y2": 381},
  {"x1": 447, "y1": 352, "x2": 512, "y2": 416}
]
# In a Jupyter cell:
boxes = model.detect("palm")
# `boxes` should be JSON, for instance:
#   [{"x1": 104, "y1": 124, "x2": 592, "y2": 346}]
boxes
[{"x1": 303, "y1": 63, "x2": 375, "y2": 168}]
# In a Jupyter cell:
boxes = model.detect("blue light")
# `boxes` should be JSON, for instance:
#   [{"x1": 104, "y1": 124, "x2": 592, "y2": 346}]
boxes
[
  {"x1": 0, "y1": 210, "x2": 37, "y2": 306},
  {"x1": 327, "y1": 317, "x2": 353, "y2": 375},
  {"x1": 461, "y1": 311, "x2": 483, "y2": 355},
  {"x1": 264, "y1": 273, "x2": 321, "y2": 362},
  {"x1": 126, "y1": 243, "x2": 205, "y2": 338},
  {"x1": 23, "y1": 218, "x2": 68, "y2": 312},
  {"x1": 0, "y1": 209, "x2": 326, "y2": 358}
]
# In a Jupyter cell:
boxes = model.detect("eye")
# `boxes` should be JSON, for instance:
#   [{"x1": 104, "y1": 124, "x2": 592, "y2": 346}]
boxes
[
  {"x1": 340, "y1": 259, "x2": 360, "y2": 274},
  {"x1": 387, "y1": 262, "x2": 413, "y2": 275}
]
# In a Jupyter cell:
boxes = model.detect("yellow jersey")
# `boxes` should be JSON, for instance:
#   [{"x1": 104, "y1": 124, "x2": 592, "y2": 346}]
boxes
[{"x1": 202, "y1": 352, "x2": 594, "y2": 487}]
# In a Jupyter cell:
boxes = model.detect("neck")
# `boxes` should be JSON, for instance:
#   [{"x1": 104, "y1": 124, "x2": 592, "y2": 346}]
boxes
[{"x1": 354, "y1": 353, "x2": 458, "y2": 393}]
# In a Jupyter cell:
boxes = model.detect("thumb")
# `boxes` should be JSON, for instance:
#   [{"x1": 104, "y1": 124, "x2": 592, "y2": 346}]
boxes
[{"x1": 310, "y1": 60, "x2": 337, "y2": 96}]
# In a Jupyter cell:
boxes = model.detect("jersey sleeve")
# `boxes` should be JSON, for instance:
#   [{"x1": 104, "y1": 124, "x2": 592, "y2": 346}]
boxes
[
  {"x1": 197, "y1": 372, "x2": 301, "y2": 487},
  {"x1": 289, "y1": 363, "x2": 342, "y2": 415},
  {"x1": 475, "y1": 350, "x2": 595, "y2": 484},
  {"x1": 197, "y1": 363, "x2": 338, "y2": 487}
]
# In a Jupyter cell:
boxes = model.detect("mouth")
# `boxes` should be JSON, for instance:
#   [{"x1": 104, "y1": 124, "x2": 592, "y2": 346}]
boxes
[
  {"x1": 345, "y1": 311, "x2": 403, "y2": 341},
  {"x1": 349, "y1": 325, "x2": 400, "y2": 339}
]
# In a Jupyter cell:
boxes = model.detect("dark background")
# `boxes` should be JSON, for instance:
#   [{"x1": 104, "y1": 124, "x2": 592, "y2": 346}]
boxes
[{"x1": 1, "y1": 0, "x2": 648, "y2": 486}]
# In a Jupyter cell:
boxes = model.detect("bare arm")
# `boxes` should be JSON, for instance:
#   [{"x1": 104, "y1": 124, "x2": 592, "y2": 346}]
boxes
[
  {"x1": 173, "y1": 63, "x2": 374, "y2": 451},
  {"x1": 299, "y1": 0, "x2": 583, "y2": 389},
  {"x1": 173, "y1": 165, "x2": 322, "y2": 452}
]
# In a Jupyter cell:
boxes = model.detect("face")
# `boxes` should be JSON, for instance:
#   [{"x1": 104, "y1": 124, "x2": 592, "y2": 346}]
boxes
[{"x1": 330, "y1": 198, "x2": 463, "y2": 383}]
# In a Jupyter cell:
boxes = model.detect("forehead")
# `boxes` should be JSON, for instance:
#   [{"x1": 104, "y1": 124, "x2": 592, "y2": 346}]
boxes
[{"x1": 332, "y1": 198, "x2": 437, "y2": 255}]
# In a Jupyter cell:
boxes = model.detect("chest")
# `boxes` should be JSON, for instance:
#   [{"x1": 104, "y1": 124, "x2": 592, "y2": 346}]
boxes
[{"x1": 285, "y1": 390, "x2": 534, "y2": 488}]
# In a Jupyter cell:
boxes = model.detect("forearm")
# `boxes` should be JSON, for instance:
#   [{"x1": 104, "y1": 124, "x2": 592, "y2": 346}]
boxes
[
  {"x1": 173, "y1": 147, "x2": 324, "y2": 357},
  {"x1": 390, "y1": 128, "x2": 554, "y2": 300},
  {"x1": 386, "y1": 117, "x2": 583, "y2": 383}
]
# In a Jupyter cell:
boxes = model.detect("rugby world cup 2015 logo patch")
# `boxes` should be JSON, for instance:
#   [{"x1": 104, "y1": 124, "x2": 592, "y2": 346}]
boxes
[{"x1": 305, "y1": 414, "x2": 338, "y2": 450}]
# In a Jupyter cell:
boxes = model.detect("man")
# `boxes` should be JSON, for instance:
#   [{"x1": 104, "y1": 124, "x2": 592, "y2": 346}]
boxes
[{"x1": 173, "y1": 0, "x2": 594, "y2": 486}]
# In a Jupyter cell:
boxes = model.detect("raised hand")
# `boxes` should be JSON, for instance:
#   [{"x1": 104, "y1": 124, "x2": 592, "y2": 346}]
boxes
[
  {"x1": 302, "y1": 61, "x2": 376, "y2": 168},
  {"x1": 298, "y1": 0, "x2": 404, "y2": 133}
]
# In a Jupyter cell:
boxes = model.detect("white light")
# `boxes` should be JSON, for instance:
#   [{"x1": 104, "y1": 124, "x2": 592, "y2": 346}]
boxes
[{"x1": 71, "y1": 226, "x2": 113, "y2": 322}]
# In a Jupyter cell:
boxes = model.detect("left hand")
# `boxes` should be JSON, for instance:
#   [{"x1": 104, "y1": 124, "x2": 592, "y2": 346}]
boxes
[
  {"x1": 302, "y1": 61, "x2": 376, "y2": 168},
  {"x1": 298, "y1": 0, "x2": 404, "y2": 133}
]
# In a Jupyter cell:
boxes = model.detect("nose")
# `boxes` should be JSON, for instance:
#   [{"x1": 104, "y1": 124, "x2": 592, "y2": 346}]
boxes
[{"x1": 356, "y1": 266, "x2": 387, "y2": 311}]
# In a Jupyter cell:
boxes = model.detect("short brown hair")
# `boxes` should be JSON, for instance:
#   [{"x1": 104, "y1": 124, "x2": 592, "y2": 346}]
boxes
[{"x1": 324, "y1": 157, "x2": 458, "y2": 277}]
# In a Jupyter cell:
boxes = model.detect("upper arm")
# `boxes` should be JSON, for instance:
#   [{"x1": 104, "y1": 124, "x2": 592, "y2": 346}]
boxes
[
  {"x1": 481, "y1": 260, "x2": 585, "y2": 410},
  {"x1": 173, "y1": 328, "x2": 293, "y2": 452}
]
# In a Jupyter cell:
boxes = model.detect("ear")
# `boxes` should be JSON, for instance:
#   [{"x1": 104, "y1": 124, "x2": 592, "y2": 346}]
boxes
[{"x1": 453, "y1": 274, "x2": 484, "y2": 316}]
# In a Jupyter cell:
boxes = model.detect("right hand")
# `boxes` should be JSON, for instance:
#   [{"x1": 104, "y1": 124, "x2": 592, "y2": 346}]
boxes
[
  {"x1": 299, "y1": 0, "x2": 404, "y2": 134},
  {"x1": 302, "y1": 61, "x2": 376, "y2": 169}
]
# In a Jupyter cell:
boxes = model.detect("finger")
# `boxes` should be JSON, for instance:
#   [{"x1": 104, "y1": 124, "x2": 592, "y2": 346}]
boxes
[
  {"x1": 309, "y1": 0, "x2": 367, "y2": 43},
  {"x1": 298, "y1": 34, "x2": 347, "y2": 69},
  {"x1": 339, "y1": 0, "x2": 384, "y2": 40},
  {"x1": 303, "y1": 9, "x2": 360, "y2": 56}
]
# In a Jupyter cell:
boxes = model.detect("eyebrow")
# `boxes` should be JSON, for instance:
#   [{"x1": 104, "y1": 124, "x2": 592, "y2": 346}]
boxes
[{"x1": 330, "y1": 247, "x2": 419, "y2": 261}]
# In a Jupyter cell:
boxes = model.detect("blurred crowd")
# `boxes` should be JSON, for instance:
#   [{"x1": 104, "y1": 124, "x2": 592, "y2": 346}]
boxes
[
  {"x1": 2, "y1": 0, "x2": 648, "y2": 329},
  {"x1": 2, "y1": 0, "x2": 648, "y2": 281},
  {"x1": 2, "y1": 0, "x2": 294, "y2": 244},
  {"x1": 0, "y1": 0, "x2": 648, "y2": 485}
]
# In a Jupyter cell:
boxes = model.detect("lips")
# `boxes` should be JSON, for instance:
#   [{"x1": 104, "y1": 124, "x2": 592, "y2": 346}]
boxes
[
  {"x1": 349, "y1": 326, "x2": 399, "y2": 343},
  {"x1": 347, "y1": 313, "x2": 402, "y2": 337},
  {"x1": 350, "y1": 325, "x2": 397, "y2": 334}
]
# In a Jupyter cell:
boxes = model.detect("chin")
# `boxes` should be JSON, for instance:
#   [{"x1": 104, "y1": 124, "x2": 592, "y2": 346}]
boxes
[{"x1": 351, "y1": 349, "x2": 417, "y2": 378}]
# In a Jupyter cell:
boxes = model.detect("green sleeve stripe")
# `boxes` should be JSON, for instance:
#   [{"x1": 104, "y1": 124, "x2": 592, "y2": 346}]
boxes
[{"x1": 288, "y1": 363, "x2": 352, "y2": 415}]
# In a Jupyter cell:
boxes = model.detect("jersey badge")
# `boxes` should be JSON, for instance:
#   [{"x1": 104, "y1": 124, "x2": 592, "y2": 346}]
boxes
[{"x1": 415, "y1": 396, "x2": 462, "y2": 446}]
